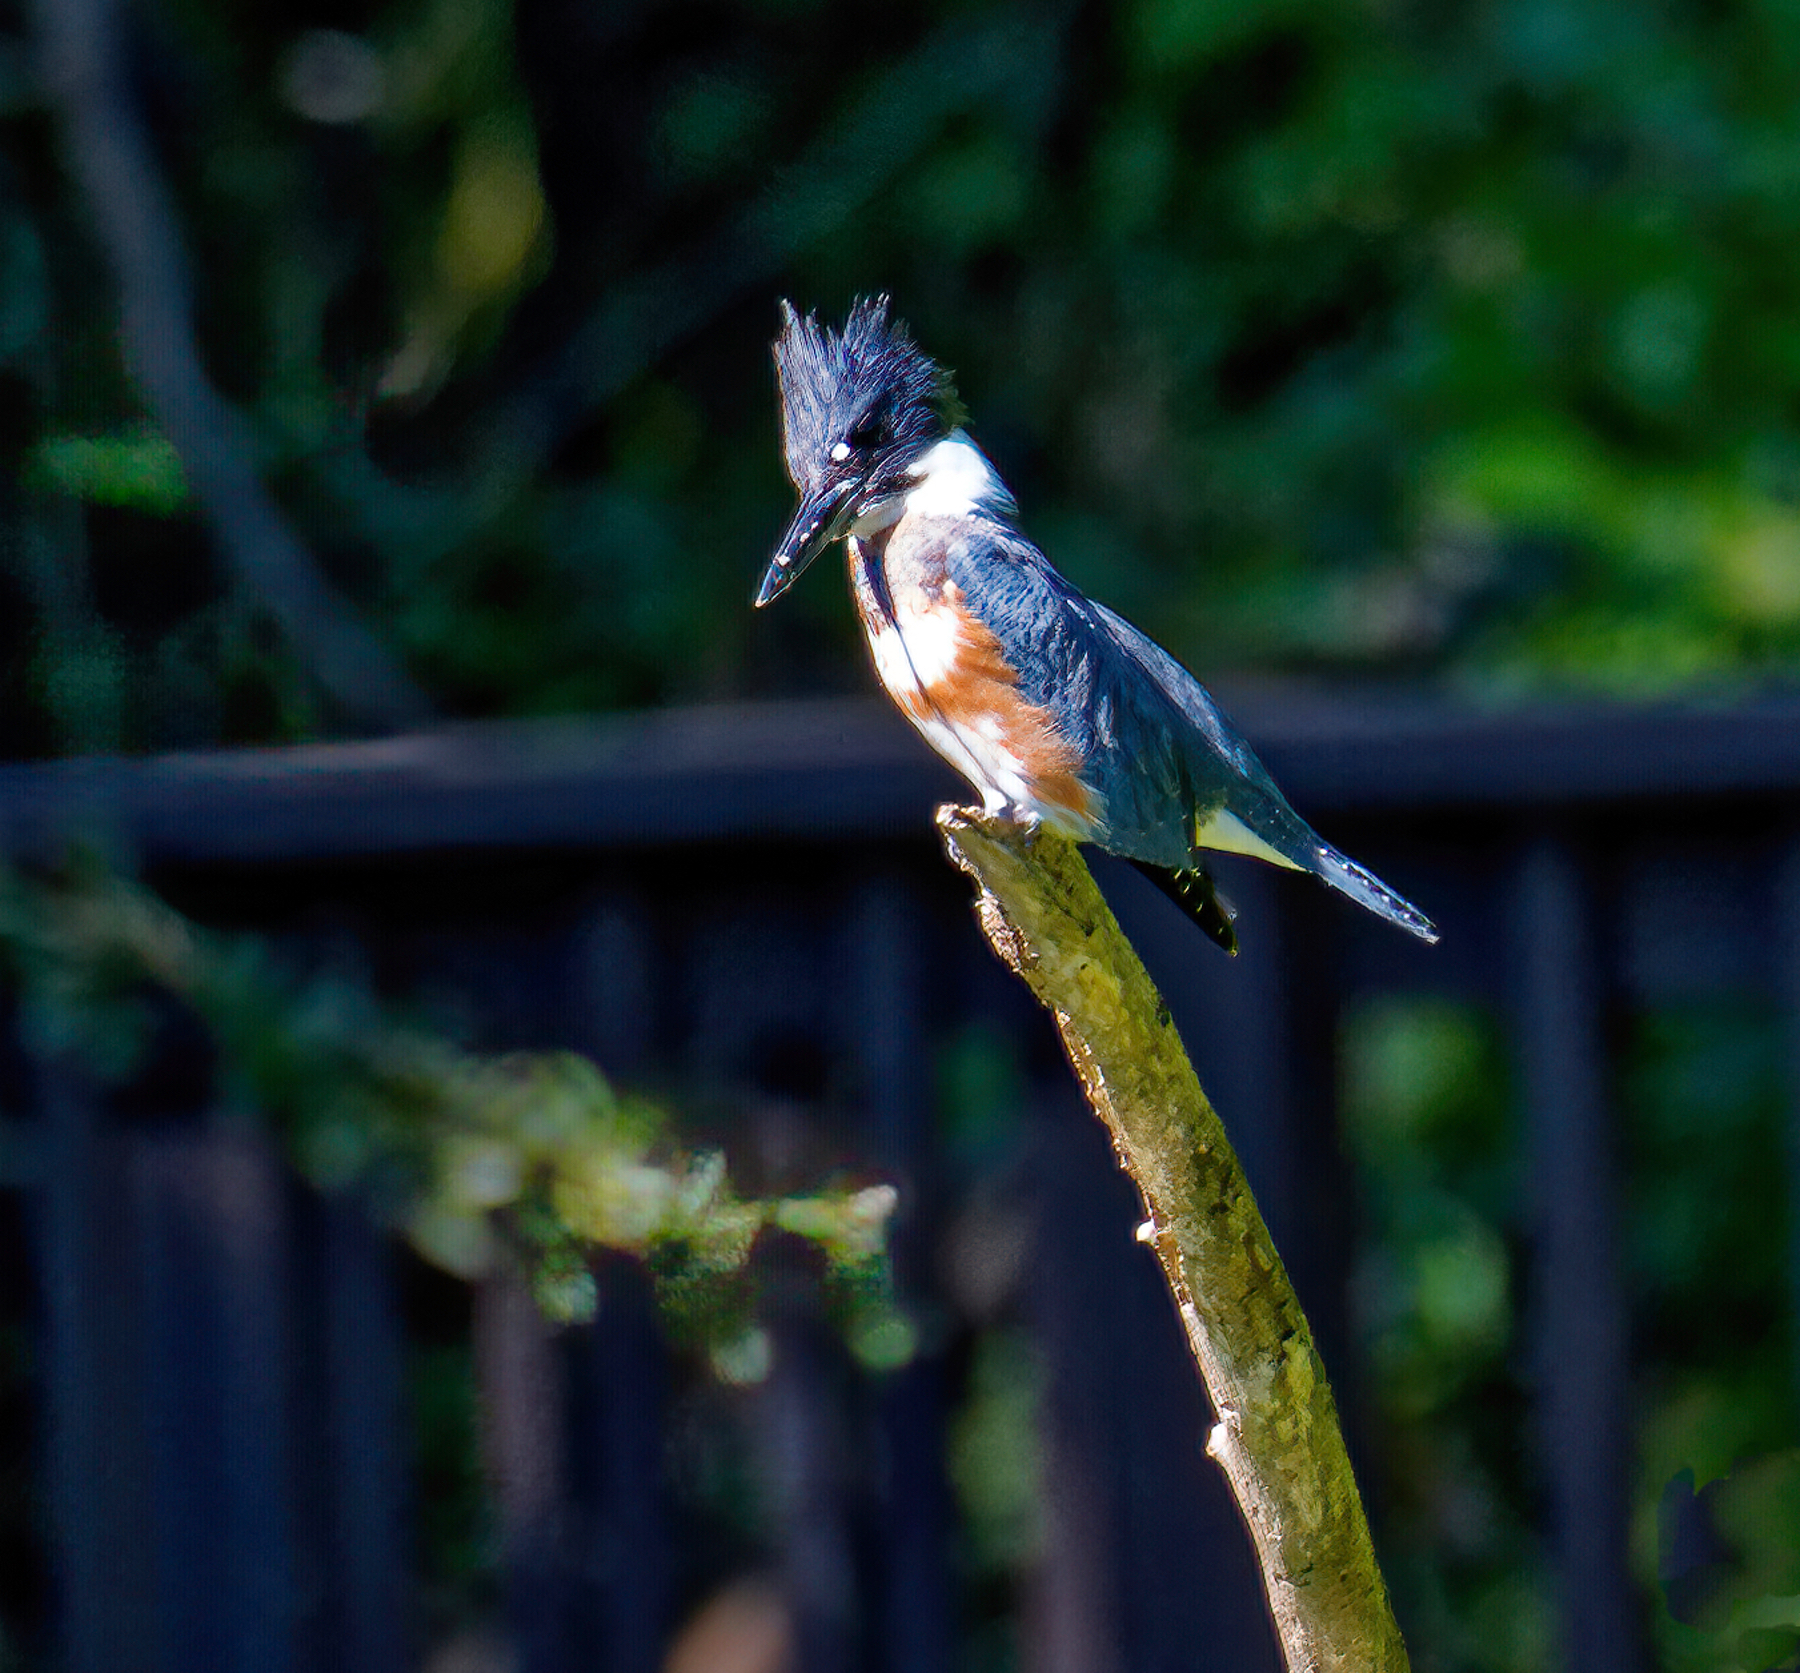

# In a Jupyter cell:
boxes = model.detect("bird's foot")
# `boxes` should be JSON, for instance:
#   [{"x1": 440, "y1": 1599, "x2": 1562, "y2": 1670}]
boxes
[{"x1": 974, "y1": 795, "x2": 1042, "y2": 844}]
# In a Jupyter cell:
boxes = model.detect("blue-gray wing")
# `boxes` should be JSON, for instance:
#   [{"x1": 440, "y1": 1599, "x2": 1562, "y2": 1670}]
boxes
[
  {"x1": 1086, "y1": 602, "x2": 1439, "y2": 940},
  {"x1": 942, "y1": 526, "x2": 1315, "y2": 865},
  {"x1": 943, "y1": 525, "x2": 1439, "y2": 942},
  {"x1": 1083, "y1": 600, "x2": 1321, "y2": 854}
]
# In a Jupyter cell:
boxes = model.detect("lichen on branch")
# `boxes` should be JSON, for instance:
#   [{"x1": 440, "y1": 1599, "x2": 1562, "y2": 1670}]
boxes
[{"x1": 937, "y1": 806, "x2": 1409, "y2": 1673}]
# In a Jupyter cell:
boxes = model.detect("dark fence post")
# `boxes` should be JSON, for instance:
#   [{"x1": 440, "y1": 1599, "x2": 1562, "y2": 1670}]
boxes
[
  {"x1": 32, "y1": 1060, "x2": 161, "y2": 1673},
  {"x1": 844, "y1": 874, "x2": 952, "y2": 1673},
  {"x1": 1513, "y1": 834, "x2": 1640, "y2": 1672},
  {"x1": 569, "y1": 1254, "x2": 672, "y2": 1673},
  {"x1": 1090, "y1": 858, "x2": 1342, "y2": 1672},
  {"x1": 1026, "y1": 1074, "x2": 1128, "y2": 1673},
  {"x1": 319, "y1": 1194, "x2": 412, "y2": 1673},
  {"x1": 1142, "y1": 864, "x2": 1351, "y2": 1381},
  {"x1": 475, "y1": 1266, "x2": 572, "y2": 1673},
  {"x1": 1777, "y1": 839, "x2": 1800, "y2": 1413},
  {"x1": 766, "y1": 1342, "x2": 858, "y2": 1673},
  {"x1": 1025, "y1": 1064, "x2": 1285, "y2": 1673},
  {"x1": 130, "y1": 1129, "x2": 302, "y2": 1673},
  {"x1": 761, "y1": 1238, "x2": 864, "y2": 1673},
  {"x1": 565, "y1": 890, "x2": 673, "y2": 1669}
]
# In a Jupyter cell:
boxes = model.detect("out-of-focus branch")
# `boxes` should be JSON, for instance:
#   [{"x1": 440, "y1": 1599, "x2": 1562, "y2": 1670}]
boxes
[
  {"x1": 938, "y1": 807, "x2": 1409, "y2": 1673},
  {"x1": 501, "y1": 5, "x2": 1069, "y2": 455},
  {"x1": 29, "y1": 0, "x2": 430, "y2": 731}
]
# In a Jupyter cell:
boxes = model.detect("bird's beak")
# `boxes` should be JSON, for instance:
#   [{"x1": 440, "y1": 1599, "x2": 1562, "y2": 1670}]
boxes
[{"x1": 756, "y1": 479, "x2": 858, "y2": 607}]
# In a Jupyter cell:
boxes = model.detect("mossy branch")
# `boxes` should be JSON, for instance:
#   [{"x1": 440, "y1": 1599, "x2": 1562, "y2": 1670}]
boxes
[{"x1": 938, "y1": 807, "x2": 1408, "y2": 1673}]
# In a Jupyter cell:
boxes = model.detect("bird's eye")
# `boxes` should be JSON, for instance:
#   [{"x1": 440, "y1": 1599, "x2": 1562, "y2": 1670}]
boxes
[{"x1": 847, "y1": 412, "x2": 884, "y2": 451}]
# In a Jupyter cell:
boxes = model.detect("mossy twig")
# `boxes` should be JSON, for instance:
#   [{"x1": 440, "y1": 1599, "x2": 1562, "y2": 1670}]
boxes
[{"x1": 938, "y1": 807, "x2": 1408, "y2": 1673}]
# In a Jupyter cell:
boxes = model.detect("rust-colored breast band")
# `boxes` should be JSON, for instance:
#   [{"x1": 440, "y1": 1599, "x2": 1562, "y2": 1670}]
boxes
[{"x1": 928, "y1": 606, "x2": 1092, "y2": 818}]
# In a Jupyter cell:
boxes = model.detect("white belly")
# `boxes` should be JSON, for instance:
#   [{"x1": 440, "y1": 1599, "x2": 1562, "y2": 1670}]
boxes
[
  {"x1": 867, "y1": 619, "x2": 1092, "y2": 834},
  {"x1": 863, "y1": 617, "x2": 1011, "y2": 801},
  {"x1": 850, "y1": 532, "x2": 1096, "y2": 836},
  {"x1": 916, "y1": 710, "x2": 1037, "y2": 817}
]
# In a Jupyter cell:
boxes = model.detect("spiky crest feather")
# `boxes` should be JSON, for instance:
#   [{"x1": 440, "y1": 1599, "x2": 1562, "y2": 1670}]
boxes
[{"x1": 773, "y1": 296, "x2": 963, "y2": 496}]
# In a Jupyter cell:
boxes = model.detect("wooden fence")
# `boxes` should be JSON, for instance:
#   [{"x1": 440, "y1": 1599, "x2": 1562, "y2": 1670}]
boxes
[{"x1": 8, "y1": 692, "x2": 1800, "y2": 1672}]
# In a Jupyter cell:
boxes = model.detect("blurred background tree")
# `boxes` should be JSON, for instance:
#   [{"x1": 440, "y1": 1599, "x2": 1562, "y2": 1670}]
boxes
[
  {"x1": 10, "y1": 0, "x2": 1800, "y2": 761},
  {"x1": 6, "y1": 1, "x2": 1800, "y2": 1670}
]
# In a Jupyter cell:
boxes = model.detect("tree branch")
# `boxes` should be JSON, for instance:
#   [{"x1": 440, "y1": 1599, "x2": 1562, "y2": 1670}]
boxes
[
  {"x1": 30, "y1": 0, "x2": 430, "y2": 731},
  {"x1": 937, "y1": 807, "x2": 1409, "y2": 1673}
]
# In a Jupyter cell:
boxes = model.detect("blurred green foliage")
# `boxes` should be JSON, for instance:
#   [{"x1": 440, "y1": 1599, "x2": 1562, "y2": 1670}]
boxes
[
  {"x1": 9, "y1": 0, "x2": 1800, "y2": 755},
  {"x1": 409, "y1": 1338, "x2": 498, "y2": 1634},
  {"x1": 1341, "y1": 997, "x2": 1552, "y2": 1673},
  {"x1": 949, "y1": 1326, "x2": 1045, "y2": 1673},
  {"x1": 0, "y1": 853, "x2": 898, "y2": 1343},
  {"x1": 936, "y1": 1018, "x2": 1044, "y2": 1673},
  {"x1": 27, "y1": 429, "x2": 187, "y2": 514},
  {"x1": 950, "y1": 1327, "x2": 1045, "y2": 1576},
  {"x1": 1344, "y1": 991, "x2": 1800, "y2": 1673},
  {"x1": 1623, "y1": 1003, "x2": 1796, "y2": 1673}
]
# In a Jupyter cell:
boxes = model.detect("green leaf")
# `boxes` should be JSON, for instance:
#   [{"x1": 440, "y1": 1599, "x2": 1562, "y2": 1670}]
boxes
[{"x1": 31, "y1": 429, "x2": 189, "y2": 515}]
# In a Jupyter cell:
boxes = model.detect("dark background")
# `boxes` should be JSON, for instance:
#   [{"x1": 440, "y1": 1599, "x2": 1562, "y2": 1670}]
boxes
[{"x1": 16, "y1": 0, "x2": 1800, "y2": 749}]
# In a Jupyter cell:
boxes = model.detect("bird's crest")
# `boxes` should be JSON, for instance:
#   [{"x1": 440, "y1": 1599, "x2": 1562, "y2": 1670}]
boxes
[{"x1": 772, "y1": 296, "x2": 964, "y2": 493}]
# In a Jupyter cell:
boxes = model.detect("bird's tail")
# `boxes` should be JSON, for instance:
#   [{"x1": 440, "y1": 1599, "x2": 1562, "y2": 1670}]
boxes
[
  {"x1": 1131, "y1": 860, "x2": 1239, "y2": 955},
  {"x1": 1311, "y1": 845, "x2": 1439, "y2": 944}
]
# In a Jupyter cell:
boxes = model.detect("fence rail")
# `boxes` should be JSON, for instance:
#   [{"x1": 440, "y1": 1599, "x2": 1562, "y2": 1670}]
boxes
[{"x1": 7, "y1": 692, "x2": 1800, "y2": 1673}]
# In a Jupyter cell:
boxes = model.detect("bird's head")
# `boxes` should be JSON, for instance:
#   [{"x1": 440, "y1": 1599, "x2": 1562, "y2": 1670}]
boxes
[{"x1": 756, "y1": 295, "x2": 963, "y2": 607}]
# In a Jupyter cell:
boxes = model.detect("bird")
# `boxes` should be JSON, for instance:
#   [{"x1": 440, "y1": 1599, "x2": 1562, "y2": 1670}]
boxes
[{"x1": 754, "y1": 296, "x2": 1436, "y2": 954}]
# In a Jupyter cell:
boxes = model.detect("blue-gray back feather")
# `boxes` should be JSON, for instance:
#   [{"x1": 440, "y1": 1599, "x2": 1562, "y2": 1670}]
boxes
[
  {"x1": 941, "y1": 512, "x2": 1438, "y2": 942},
  {"x1": 938, "y1": 519, "x2": 1290, "y2": 858}
]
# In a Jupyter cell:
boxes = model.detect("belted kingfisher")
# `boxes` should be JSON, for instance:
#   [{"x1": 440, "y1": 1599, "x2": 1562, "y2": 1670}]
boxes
[{"x1": 756, "y1": 297, "x2": 1436, "y2": 953}]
